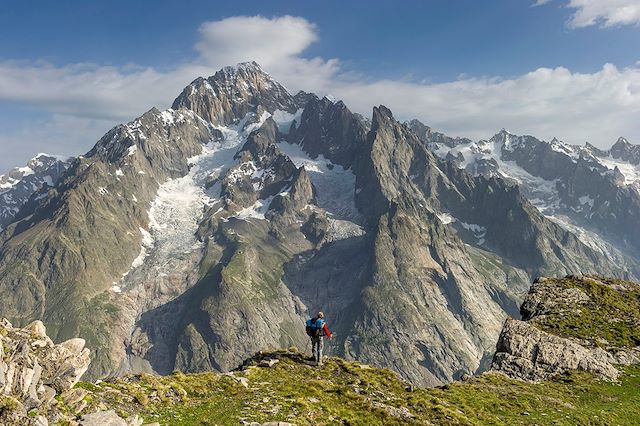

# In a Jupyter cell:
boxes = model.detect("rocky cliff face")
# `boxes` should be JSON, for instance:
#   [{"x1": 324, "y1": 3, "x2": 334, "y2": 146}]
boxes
[
  {"x1": 609, "y1": 137, "x2": 640, "y2": 165},
  {"x1": 0, "y1": 154, "x2": 73, "y2": 229},
  {"x1": 492, "y1": 275, "x2": 640, "y2": 381},
  {"x1": 0, "y1": 62, "x2": 638, "y2": 388},
  {"x1": 287, "y1": 96, "x2": 368, "y2": 168}
]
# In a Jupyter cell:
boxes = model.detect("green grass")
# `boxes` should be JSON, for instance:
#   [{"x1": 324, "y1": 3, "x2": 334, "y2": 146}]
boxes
[
  {"x1": 74, "y1": 351, "x2": 640, "y2": 425},
  {"x1": 64, "y1": 275, "x2": 640, "y2": 425},
  {"x1": 532, "y1": 276, "x2": 640, "y2": 349}
]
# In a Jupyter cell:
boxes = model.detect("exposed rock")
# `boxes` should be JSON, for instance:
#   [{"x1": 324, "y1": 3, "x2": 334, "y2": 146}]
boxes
[
  {"x1": 79, "y1": 409, "x2": 141, "y2": 426},
  {"x1": 520, "y1": 279, "x2": 590, "y2": 320},
  {"x1": 172, "y1": 61, "x2": 297, "y2": 126},
  {"x1": 258, "y1": 359, "x2": 280, "y2": 368},
  {"x1": 371, "y1": 401, "x2": 415, "y2": 419},
  {"x1": 406, "y1": 118, "x2": 472, "y2": 148},
  {"x1": 609, "y1": 137, "x2": 640, "y2": 165},
  {"x1": 491, "y1": 318, "x2": 620, "y2": 381},
  {"x1": 491, "y1": 275, "x2": 640, "y2": 381},
  {"x1": 287, "y1": 96, "x2": 367, "y2": 167},
  {"x1": 0, "y1": 319, "x2": 91, "y2": 425}
]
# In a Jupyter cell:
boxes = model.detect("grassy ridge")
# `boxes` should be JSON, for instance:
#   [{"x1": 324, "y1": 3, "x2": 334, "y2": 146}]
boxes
[
  {"x1": 65, "y1": 276, "x2": 640, "y2": 424},
  {"x1": 74, "y1": 351, "x2": 640, "y2": 425}
]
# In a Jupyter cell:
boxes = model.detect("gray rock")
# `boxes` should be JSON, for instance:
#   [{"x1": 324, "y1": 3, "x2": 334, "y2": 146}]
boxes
[
  {"x1": 491, "y1": 318, "x2": 620, "y2": 381},
  {"x1": 172, "y1": 61, "x2": 298, "y2": 126},
  {"x1": 80, "y1": 410, "x2": 128, "y2": 426},
  {"x1": 520, "y1": 279, "x2": 590, "y2": 320},
  {"x1": 258, "y1": 359, "x2": 279, "y2": 368},
  {"x1": 0, "y1": 319, "x2": 92, "y2": 425}
]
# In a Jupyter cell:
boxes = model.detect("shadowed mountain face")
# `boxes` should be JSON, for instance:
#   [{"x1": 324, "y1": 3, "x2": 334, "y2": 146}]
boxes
[{"x1": 0, "y1": 62, "x2": 637, "y2": 386}]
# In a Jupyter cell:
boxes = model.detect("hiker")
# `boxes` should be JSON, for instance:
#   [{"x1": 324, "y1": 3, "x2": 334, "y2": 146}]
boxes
[{"x1": 305, "y1": 311, "x2": 332, "y2": 366}]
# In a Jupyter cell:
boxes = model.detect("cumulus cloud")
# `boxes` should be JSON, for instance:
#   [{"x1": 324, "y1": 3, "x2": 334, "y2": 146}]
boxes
[
  {"x1": 196, "y1": 16, "x2": 317, "y2": 68},
  {"x1": 0, "y1": 14, "x2": 639, "y2": 172},
  {"x1": 535, "y1": 0, "x2": 640, "y2": 28},
  {"x1": 333, "y1": 63, "x2": 640, "y2": 147}
]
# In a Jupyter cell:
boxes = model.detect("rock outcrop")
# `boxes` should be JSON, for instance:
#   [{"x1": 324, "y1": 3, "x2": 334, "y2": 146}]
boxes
[
  {"x1": 1, "y1": 319, "x2": 85, "y2": 424},
  {"x1": 491, "y1": 275, "x2": 640, "y2": 381},
  {"x1": 171, "y1": 61, "x2": 299, "y2": 126},
  {"x1": 0, "y1": 319, "x2": 145, "y2": 426},
  {"x1": 491, "y1": 318, "x2": 622, "y2": 381}
]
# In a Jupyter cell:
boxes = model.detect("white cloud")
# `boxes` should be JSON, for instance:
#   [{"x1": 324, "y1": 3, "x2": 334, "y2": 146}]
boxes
[
  {"x1": 535, "y1": 0, "x2": 640, "y2": 28},
  {"x1": 196, "y1": 15, "x2": 317, "y2": 68},
  {"x1": 568, "y1": 0, "x2": 640, "y2": 28},
  {"x1": 332, "y1": 63, "x2": 640, "y2": 147},
  {"x1": 1, "y1": 14, "x2": 639, "y2": 172}
]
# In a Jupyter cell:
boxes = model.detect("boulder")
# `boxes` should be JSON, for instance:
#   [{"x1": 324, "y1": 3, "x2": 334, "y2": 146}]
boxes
[{"x1": 491, "y1": 318, "x2": 620, "y2": 381}]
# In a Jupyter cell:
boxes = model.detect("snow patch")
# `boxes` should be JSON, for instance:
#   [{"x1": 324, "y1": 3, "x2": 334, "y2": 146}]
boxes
[
  {"x1": 17, "y1": 166, "x2": 34, "y2": 176},
  {"x1": 436, "y1": 212, "x2": 456, "y2": 225},
  {"x1": 160, "y1": 110, "x2": 175, "y2": 126},
  {"x1": 460, "y1": 222, "x2": 487, "y2": 245},
  {"x1": 272, "y1": 108, "x2": 304, "y2": 134},
  {"x1": 597, "y1": 155, "x2": 640, "y2": 186},
  {"x1": 130, "y1": 227, "x2": 154, "y2": 269},
  {"x1": 233, "y1": 196, "x2": 274, "y2": 221},
  {"x1": 277, "y1": 141, "x2": 361, "y2": 222}
]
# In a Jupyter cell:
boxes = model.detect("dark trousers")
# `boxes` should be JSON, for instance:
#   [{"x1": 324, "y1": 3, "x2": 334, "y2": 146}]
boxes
[{"x1": 311, "y1": 336, "x2": 323, "y2": 362}]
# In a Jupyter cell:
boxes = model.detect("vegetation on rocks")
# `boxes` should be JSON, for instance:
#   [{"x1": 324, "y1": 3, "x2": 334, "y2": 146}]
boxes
[{"x1": 530, "y1": 276, "x2": 640, "y2": 349}]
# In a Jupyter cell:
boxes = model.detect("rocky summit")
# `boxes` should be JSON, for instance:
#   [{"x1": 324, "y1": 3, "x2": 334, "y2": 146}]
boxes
[{"x1": 0, "y1": 61, "x2": 639, "y2": 397}]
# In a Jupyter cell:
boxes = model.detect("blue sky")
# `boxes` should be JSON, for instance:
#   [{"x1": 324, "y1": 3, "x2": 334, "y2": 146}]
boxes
[{"x1": 1, "y1": 0, "x2": 639, "y2": 171}]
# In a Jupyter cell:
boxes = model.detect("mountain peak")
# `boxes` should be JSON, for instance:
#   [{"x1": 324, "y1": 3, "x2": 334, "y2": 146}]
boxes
[
  {"x1": 171, "y1": 62, "x2": 297, "y2": 126},
  {"x1": 613, "y1": 136, "x2": 630, "y2": 148},
  {"x1": 215, "y1": 61, "x2": 269, "y2": 81},
  {"x1": 372, "y1": 105, "x2": 394, "y2": 123}
]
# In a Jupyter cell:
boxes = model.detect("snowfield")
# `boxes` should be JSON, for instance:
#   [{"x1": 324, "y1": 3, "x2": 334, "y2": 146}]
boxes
[{"x1": 277, "y1": 140, "x2": 362, "y2": 223}]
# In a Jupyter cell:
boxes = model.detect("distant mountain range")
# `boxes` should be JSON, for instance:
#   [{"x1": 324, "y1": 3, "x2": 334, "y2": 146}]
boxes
[
  {"x1": 0, "y1": 61, "x2": 637, "y2": 387},
  {"x1": 0, "y1": 153, "x2": 73, "y2": 229}
]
